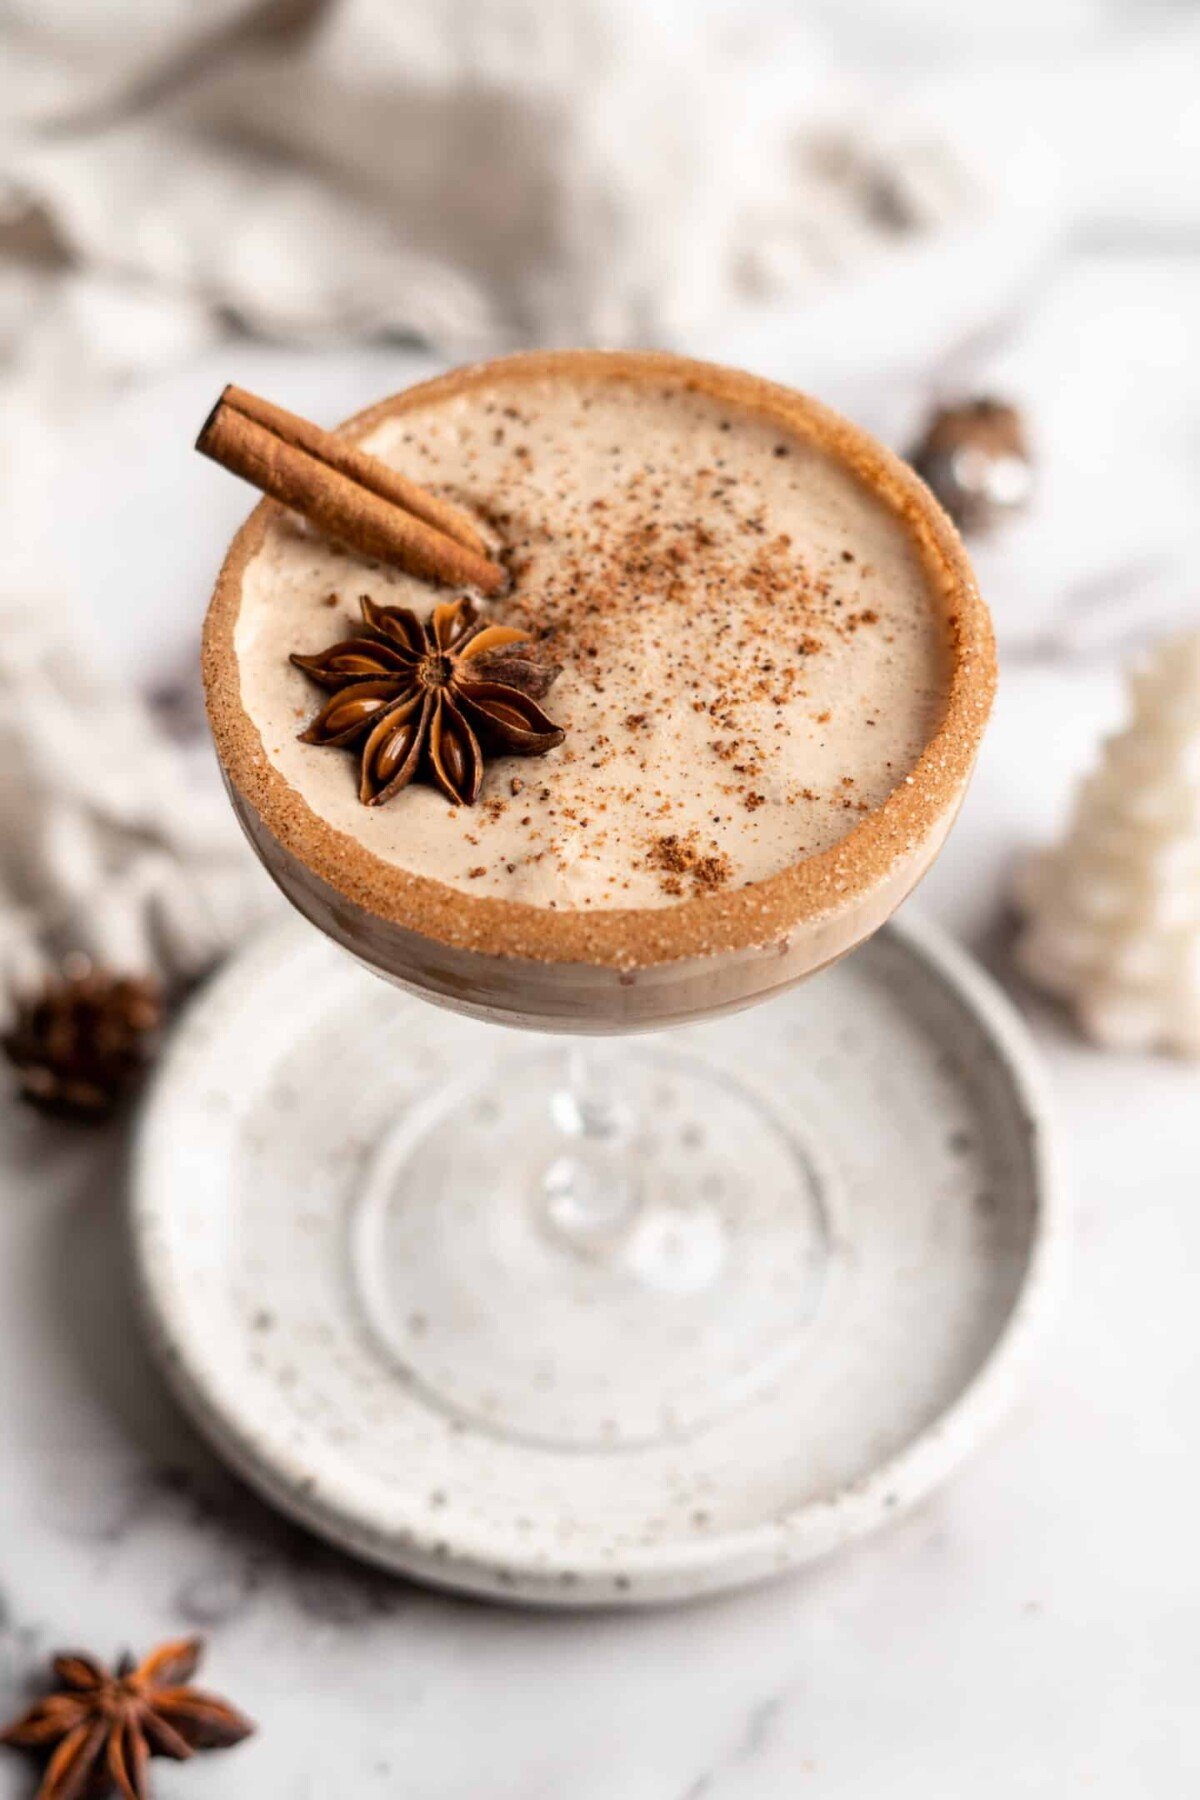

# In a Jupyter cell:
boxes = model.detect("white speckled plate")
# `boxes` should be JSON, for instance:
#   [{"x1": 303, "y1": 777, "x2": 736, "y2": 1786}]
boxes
[{"x1": 131, "y1": 913, "x2": 1058, "y2": 1607}]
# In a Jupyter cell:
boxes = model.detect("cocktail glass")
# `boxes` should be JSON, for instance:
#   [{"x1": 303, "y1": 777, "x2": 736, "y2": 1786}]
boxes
[{"x1": 205, "y1": 352, "x2": 993, "y2": 1452}]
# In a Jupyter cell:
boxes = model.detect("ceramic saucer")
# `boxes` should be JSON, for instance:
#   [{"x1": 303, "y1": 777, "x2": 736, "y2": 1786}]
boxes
[{"x1": 131, "y1": 913, "x2": 1057, "y2": 1607}]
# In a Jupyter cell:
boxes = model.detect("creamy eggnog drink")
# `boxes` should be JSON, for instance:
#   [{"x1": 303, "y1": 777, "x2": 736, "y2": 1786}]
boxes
[{"x1": 203, "y1": 352, "x2": 994, "y2": 1030}]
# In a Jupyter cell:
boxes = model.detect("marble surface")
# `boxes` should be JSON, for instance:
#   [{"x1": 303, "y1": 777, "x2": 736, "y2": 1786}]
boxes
[{"x1": 4, "y1": 12, "x2": 1200, "y2": 1791}]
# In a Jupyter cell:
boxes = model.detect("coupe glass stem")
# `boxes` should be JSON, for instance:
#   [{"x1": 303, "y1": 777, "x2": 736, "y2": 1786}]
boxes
[
  {"x1": 538, "y1": 1039, "x2": 643, "y2": 1251},
  {"x1": 352, "y1": 1022, "x2": 830, "y2": 1447}
]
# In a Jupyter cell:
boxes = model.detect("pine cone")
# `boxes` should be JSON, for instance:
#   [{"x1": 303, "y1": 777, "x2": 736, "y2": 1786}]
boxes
[{"x1": 3, "y1": 957, "x2": 164, "y2": 1120}]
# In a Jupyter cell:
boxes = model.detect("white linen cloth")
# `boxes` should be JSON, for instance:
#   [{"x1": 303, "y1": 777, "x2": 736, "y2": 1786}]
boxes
[
  {"x1": 0, "y1": 586, "x2": 276, "y2": 1023},
  {"x1": 0, "y1": 0, "x2": 1196, "y2": 1005},
  {"x1": 0, "y1": 0, "x2": 981, "y2": 356}
]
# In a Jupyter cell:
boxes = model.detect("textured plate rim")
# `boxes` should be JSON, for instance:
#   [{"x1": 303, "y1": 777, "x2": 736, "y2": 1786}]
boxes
[{"x1": 130, "y1": 912, "x2": 1061, "y2": 1607}]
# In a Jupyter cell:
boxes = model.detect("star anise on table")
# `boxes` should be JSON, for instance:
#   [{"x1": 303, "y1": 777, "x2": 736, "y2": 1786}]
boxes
[
  {"x1": 291, "y1": 594, "x2": 565, "y2": 806},
  {"x1": 0, "y1": 1637, "x2": 253, "y2": 1800},
  {"x1": 2, "y1": 959, "x2": 163, "y2": 1121}
]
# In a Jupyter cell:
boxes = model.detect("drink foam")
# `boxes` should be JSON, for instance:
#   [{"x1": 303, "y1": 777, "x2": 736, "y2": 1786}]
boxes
[{"x1": 234, "y1": 374, "x2": 950, "y2": 911}]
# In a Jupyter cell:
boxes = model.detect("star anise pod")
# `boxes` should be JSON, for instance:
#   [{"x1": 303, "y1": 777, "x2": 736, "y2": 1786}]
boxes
[
  {"x1": 2, "y1": 959, "x2": 163, "y2": 1121},
  {"x1": 0, "y1": 1637, "x2": 253, "y2": 1800},
  {"x1": 291, "y1": 594, "x2": 565, "y2": 806}
]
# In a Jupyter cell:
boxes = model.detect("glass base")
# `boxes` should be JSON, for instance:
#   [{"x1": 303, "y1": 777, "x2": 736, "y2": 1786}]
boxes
[{"x1": 350, "y1": 1042, "x2": 831, "y2": 1449}]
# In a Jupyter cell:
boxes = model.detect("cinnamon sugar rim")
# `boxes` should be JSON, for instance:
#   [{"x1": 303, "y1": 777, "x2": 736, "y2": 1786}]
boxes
[{"x1": 203, "y1": 350, "x2": 995, "y2": 970}]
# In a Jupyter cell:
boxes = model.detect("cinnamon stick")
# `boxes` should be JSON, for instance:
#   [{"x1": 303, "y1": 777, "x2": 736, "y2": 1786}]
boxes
[
  {"x1": 220, "y1": 385, "x2": 490, "y2": 555},
  {"x1": 196, "y1": 387, "x2": 507, "y2": 595}
]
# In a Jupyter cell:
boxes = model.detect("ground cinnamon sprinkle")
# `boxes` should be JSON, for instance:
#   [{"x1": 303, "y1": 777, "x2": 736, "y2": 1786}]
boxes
[
  {"x1": 693, "y1": 853, "x2": 732, "y2": 891},
  {"x1": 644, "y1": 830, "x2": 733, "y2": 897}
]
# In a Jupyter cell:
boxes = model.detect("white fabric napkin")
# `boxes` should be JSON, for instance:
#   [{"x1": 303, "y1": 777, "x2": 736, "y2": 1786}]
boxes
[
  {"x1": 0, "y1": 580, "x2": 276, "y2": 1022},
  {"x1": 1, "y1": 0, "x2": 979, "y2": 356}
]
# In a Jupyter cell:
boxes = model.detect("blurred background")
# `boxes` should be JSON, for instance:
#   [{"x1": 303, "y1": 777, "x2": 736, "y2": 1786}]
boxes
[
  {"x1": 2, "y1": 0, "x2": 1197, "y2": 688},
  {"x1": 0, "y1": 3, "x2": 1197, "y2": 1796}
]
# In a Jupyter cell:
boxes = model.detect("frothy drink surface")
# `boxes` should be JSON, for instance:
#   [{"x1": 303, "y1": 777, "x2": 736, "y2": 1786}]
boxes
[{"x1": 235, "y1": 376, "x2": 950, "y2": 911}]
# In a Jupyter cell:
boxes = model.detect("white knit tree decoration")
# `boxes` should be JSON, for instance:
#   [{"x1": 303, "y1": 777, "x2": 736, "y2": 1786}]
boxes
[{"x1": 1016, "y1": 630, "x2": 1200, "y2": 1056}]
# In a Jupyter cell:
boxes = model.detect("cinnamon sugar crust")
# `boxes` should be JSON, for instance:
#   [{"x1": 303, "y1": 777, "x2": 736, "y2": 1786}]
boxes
[{"x1": 203, "y1": 351, "x2": 995, "y2": 971}]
